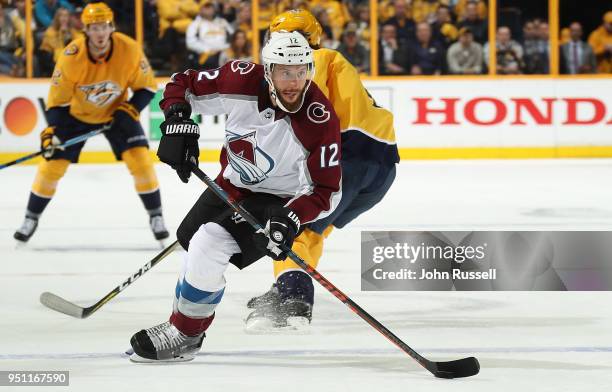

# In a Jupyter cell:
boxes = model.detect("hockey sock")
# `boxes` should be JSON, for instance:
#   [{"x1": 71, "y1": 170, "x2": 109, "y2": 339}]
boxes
[
  {"x1": 172, "y1": 278, "x2": 222, "y2": 336},
  {"x1": 25, "y1": 192, "x2": 51, "y2": 217},
  {"x1": 170, "y1": 310, "x2": 215, "y2": 337},
  {"x1": 139, "y1": 190, "x2": 162, "y2": 216},
  {"x1": 277, "y1": 271, "x2": 314, "y2": 305}
]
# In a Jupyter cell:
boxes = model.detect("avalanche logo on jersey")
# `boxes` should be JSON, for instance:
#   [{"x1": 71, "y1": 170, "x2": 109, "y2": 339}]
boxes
[
  {"x1": 79, "y1": 80, "x2": 122, "y2": 107},
  {"x1": 230, "y1": 60, "x2": 255, "y2": 75},
  {"x1": 307, "y1": 102, "x2": 331, "y2": 124},
  {"x1": 226, "y1": 131, "x2": 275, "y2": 185}
]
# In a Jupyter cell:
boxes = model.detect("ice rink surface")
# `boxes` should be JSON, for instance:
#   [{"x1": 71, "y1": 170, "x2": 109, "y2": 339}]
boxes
[{"x1": 1, "y1": 160, "x2": 612, "y2": 391}]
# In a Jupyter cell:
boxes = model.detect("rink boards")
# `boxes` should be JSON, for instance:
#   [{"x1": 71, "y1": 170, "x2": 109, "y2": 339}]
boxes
[{"x1": 0, "y1": 77, "x2": 611, "y2": 161}]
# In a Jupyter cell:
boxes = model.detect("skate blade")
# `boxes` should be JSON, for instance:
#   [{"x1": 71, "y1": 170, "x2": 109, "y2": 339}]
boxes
[
  {"x1": 14, "y1": 241, "x2": 28, "y2": 250},
  {"x1": 244, "y1": 316, "x2": 311, "y2": 335},
  {"x1": 157, "y1": 239, "x2": 168, "y2": 249},
  {"x1": 129, "y1": 352, "x2": 196, "y2": 363}
]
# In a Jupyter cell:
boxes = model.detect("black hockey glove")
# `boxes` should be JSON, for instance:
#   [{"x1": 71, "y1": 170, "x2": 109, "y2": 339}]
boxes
[
  {"x1": 254, "y1": 206, "x2": 301, "y2": 261},
  {"x1": 157, "y1": 103, "x2": 200, "y2": 183}
]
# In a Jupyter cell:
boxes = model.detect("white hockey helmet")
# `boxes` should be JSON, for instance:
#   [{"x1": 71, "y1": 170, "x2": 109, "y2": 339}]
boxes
[{"x1": 261, "y1": 31, "x2": 315, "y2": 113}]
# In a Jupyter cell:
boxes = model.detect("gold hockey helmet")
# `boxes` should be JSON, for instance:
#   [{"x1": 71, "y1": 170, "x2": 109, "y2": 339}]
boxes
[
  {"x1": 81, "y1": 2, "x2": 114, "y2": 26},
  {"x1": 270, "y1": 9, "x2": 323, "y2": 48}
]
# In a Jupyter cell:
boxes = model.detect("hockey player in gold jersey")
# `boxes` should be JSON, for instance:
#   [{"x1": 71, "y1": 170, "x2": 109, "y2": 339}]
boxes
[
  {"x1": 14, "y1": 2, "x2": 169, "y2": 244},
  {"x1": 244, "y1": 9, "x2": 399, "y2": 330}
]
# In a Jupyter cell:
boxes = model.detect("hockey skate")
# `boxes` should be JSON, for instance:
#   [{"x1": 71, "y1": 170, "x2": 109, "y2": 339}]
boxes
[
  {"x1": 13, "y1": 216, "x2": 39, "y2": 244},
  {"x1": 149, "y1": 215, "x2": 170, "y2": 244},
  {"x1": 246, "y1": 283, "x2": 281, "y2": 309},
  {"x1": 246, "y1": 272, "x2": 314, "y2": 333},
  {"x1": 129, "y1": 321, "x2": 204, "y2": 363},
  {"x1": 245, "y1": 288, "x2": 312, "y2": 334}
]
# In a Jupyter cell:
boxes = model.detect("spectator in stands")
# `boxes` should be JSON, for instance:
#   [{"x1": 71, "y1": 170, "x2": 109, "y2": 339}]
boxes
[
  {"x1": 232, "y1": 1, "x2": 252, "y2": 42},
  {"x1": 412, "y1": 0, "x2": 441, "y2": 24},
  {"x1": 410, "y1": 21, "x2": 445, "y2": 75},
  {"x1": 457, "y1": 0, "x2": 487, "y2": 44},
  {"x1": 143, "y1": 0, "x2": 159, "y2": 50},
  {"x1": 588, "y1": 11, "x2": 612, "y2": 74},
  {"x1": 484, "y1": 26, "x2": 524, "y2": 74},
  {"x1": 70, "y1": 5, "x2": 83, "y2": 31},
  {"x1": 379, "y1": 23, "x2": 411, "y2": 75},
  {"x1": 522, "y1": 20, "x2": 535, "y2": 43},
  {"x1": 258, "y1": 0, "x2": 276, "y2": 45},
  {"x1": 314, "y1": 0, "x2": 351, "y2": 41},
  {"x1": 186, "y1": 0, "x2": 233, "y2": 69},
  {"x1": 431, "y1": 5, "x2": 458, "y2": 48},
  {"x1": 523, "y1": 20, "x2": 549, "y2": 74},
  {"x1": 559, "y1": 27, "x2": 570, "y2": 46},
  {"x1": 39, "y1": 7, "x2": 79, "y2": 76},
  {"x1": 157, "y1": 0, "x2": 199, "y2": 71},
  {"x1": 312, "y1": 6, "x2": 338, "y2": 49},
  {"x1": 454, "y1": 0, "x2": 487, "y2": 22},
  {"x1": 354, "y1": 3, "x2": 371, "y2": 49},
  {"x1": 446, "y1": 27, "x2": 482, "y2": 74},
  {"x1": 561, "y1": 22, "x2": 596, "y2": 74},
  {"x1": 337, "y1": 23, "x2": 370, "y2": 73},
  {"x1": 384, "y1": 0, "x2": 415, "y2": 44},
  {"x1": 34, "y1": 0, "x2": 74, "y2": 29},
  {"x1": 8, "y1": 0, "x2": 34, "y2": 50},
  {"x1": 0, "y1": 3, "x2": 23, "y2": 77},
  {"x1": 378, "y1": 0, "x2": 395, "y2": 23},
  {"x1": 158, "y1": 0, "x2": 199, "y2": 37},
  {"x1": 220, "y1": 0, "x2": 241, "y2": 24},
  {"x1": 218, "y1": 29, "x2": 251, "y2": 65}
]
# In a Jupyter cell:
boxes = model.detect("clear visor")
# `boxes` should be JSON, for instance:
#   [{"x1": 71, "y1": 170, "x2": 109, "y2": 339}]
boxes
[{"x1": 270, "y1": 63, "x2": 314, "y2": 81}]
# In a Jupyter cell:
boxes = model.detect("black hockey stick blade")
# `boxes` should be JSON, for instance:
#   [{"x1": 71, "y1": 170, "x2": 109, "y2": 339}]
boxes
[
  {"x1": 432, "y1": 357, "x2": 480, "y2": 379},
  {"x1": 40, "y1": 240, "x2": 179, "y2": 319}
]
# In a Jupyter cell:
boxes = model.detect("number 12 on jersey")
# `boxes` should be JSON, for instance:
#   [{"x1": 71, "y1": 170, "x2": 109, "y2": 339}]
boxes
[{"x1": 320, "y1": 143, "x2": 339, "y2": 168}]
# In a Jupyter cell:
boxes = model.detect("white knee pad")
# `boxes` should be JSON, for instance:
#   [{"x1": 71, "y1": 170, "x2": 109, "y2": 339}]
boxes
[{"x1": 184, "y1": 222, "x2": 241, "y2": 293}]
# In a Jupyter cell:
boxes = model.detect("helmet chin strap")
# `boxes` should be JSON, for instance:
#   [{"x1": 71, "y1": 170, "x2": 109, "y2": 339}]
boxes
[{"x1": 264, "y1": 64, "x2": 313, "y2": 114}]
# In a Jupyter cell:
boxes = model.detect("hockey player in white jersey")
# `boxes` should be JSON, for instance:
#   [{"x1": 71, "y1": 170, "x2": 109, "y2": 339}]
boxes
[{"x1": 128, "y1": 32, "x2": 342, "y2": 362}]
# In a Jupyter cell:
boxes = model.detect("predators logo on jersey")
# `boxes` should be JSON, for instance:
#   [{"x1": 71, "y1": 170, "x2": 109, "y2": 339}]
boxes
[
  {"x1": 64, "y1": 44, "x2": 78, "y2": 56},
  {"x1": 47, "y1": 32, "x2": 157, "y2": 124},
  {"x1": 79, "y1": 80, "x2": 122, "y2": 107}
]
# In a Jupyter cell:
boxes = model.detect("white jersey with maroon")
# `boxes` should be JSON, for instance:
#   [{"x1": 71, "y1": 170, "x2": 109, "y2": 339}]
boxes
[{"x1": 161, "y1": 61, "x2": 342, "y2": 224}]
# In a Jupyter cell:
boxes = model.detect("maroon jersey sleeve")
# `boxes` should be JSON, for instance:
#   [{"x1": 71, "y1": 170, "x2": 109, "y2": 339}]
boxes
[
  {"x1": 286, "y1": 87, "x2": 342, "y2": 224},
  {"x1": 160, "y1": 61, "x2": 263, "y2": 114}
]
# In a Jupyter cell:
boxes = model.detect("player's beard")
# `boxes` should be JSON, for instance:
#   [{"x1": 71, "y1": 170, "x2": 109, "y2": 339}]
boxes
[{"x1": 276, "y1": 88, "x2": 303, "y2": 112}]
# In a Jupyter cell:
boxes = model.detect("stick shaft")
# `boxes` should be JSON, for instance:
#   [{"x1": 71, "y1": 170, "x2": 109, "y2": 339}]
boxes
[
  {"x1": 0, "y1": 125, "x2": 109, "y2": 170},
  {"x1": 189, "y1": 166, "x2": 431, "y2": 369},
  {"x1": 41, "y1": 241, "x2": 179, "y2": 318},
  {"x1": 83, "y1": 241, "x2": 180, "y2": 317}
]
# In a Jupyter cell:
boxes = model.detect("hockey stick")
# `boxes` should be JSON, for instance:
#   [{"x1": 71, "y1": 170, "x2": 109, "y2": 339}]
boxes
[
  {"x1": 190, "y1": 165, "x2": 479, "y2": 379},
  {"x1": 0, "y1": 125, "x2": 110, "y2": 170},
  {"x1": 40, "y1": 240, "x2": 180, "y2": 318}
]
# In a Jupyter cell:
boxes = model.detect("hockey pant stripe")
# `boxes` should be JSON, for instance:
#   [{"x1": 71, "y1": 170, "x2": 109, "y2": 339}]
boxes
[{"x1": 174, "y1": 222, "x2": 239, "y2": 318}]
